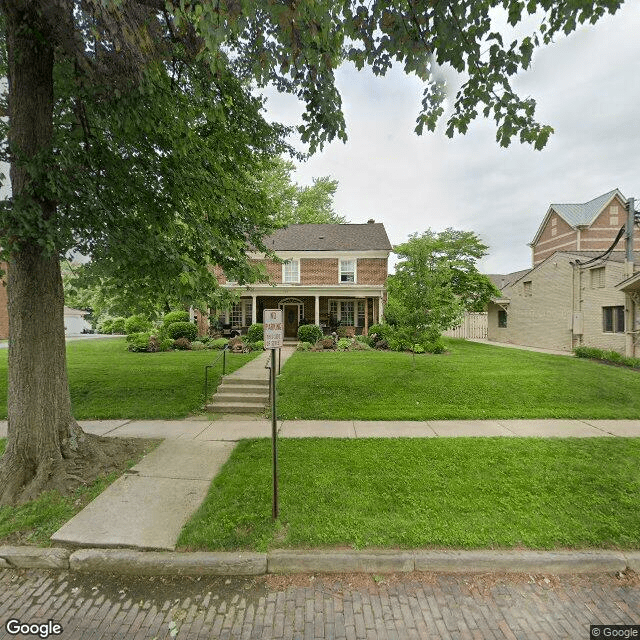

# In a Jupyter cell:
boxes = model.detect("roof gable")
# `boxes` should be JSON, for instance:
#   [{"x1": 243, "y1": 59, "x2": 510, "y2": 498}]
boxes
[
  {"x1": 263, "y1": 223, "x2": 392, "y2": 252},
  {"x1": 531, "y1": 189, "x2": 626, "y2": 246}
]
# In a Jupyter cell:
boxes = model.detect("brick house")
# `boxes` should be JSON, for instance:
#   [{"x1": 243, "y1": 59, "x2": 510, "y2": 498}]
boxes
[
  {"x1": 207, "y1": 221, "x2": 392, "y2": 338},
  {"x1": 487, "y1": 190, "x2": 639, "y2": 356}
]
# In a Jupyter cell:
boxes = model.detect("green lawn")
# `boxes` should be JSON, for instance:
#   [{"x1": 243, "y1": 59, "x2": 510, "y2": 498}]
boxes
[
  {"x1": 276, "y1": 339, "x2": 640, "y2": 419},
  {"x1": 178, "y1": 438, "x2": 640, "y2": 551},
  {"x1": 0, "y1": 338, "x2": 258, "y2": 419},
  {"x1": 0, "y1": 437, "x2": 157, "y2": 546}
]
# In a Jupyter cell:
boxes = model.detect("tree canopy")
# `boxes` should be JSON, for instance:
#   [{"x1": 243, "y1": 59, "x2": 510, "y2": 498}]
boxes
[
  {"x1": 261, "y1": 157, "x2": 345, "y2": 226},
  {"x1": 0, "y1": 0, "x2": 625, "y2": 504},
  {"x1": 385, "y1": 229, "x2": 499, "y2": 351}
]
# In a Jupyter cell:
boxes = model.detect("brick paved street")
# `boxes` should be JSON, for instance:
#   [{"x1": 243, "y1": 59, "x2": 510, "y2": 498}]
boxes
[{"x1": 1, "y1": 569, "x2": 639, "y2": 639}]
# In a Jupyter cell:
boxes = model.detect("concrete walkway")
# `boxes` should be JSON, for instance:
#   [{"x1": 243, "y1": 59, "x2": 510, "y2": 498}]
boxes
[{"x1": 467, "y1": 338, "x2": 574, "y2": 356}]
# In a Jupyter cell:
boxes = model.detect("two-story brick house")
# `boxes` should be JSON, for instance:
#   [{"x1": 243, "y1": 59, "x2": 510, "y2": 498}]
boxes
[
  {"x1": 487, "y1": 189, "x2": 639, "y2": 356},
  {"x1": 210, "y1": 221, "x2": 392, "y2": 338}
]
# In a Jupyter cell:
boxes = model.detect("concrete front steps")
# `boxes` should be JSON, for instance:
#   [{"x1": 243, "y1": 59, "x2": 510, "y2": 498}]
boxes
[{"x1": 206, "y1": 378, "x2": 269, "y2": 415}]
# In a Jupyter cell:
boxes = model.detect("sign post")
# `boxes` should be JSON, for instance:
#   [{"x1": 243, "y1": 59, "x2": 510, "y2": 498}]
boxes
[{"x1": 263, "y1": 310, "x2": 283, "y2": 520}]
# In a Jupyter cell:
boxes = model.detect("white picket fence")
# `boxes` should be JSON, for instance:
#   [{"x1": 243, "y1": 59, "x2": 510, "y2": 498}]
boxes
[{"x1": 443, "y1": 312, "x2": 488, "y2": 339}]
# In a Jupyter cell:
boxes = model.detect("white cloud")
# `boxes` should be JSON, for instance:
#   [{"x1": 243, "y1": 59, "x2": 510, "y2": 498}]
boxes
[{"x1": 263, "y1": 3, "x2": 640, "y2": 275}]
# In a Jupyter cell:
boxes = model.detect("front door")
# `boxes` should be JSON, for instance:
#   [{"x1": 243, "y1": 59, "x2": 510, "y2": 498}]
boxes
[{"x1": 284, "y1": 305, "x2": 299, "y2": 338}]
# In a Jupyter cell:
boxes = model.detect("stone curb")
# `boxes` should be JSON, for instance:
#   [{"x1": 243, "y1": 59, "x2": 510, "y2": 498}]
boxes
[
  {"x1": 268, "y1": 550, "x2": 414, "y2": 574},
  {"x1": 69, "y1": 549, "x2": 266, "y2": 576},
  {"x1": 0, "y1": 546, "x2": 638, "y2": 575},
  {"x1": 0, "y1": 546, "x2": 71, "y2": 570}
]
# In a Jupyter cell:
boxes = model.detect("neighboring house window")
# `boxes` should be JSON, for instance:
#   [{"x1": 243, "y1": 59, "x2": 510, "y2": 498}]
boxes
[
  {"x1": 590, "y1": 267, "x2": 605, "y2": 289},
  {"x1": 523, "y1": 281, "x2": 532, "y2": 297},
  {"x1": 602, "y1": 306, "x2": 624, "y2": 333},
  {"x1": 498, "y1": 309, "x2": 507, "y2": 328},
  {"x1": 339, "y1": 259, "x2": 356, "y2": 283},
  {"x1": 610, "y1": 205, "x2": 619, "y2": 226},
  {"x1": 283, "y1": 259, "x2": 300, "y2": 283},
  {"x1": 551, "y1": 217, "x2": 557, "y2": 237}
]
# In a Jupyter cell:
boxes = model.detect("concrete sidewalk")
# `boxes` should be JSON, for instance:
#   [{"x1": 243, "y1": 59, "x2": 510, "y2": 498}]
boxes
[
  {"x1": 73, "y1": 417, "x2": 640, "y2": 440},
  {"x1": 2, "y1": 417, "x2": 640, "y2": 440}
]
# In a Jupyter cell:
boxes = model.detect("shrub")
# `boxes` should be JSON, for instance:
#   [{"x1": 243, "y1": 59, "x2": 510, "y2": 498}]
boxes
[
  {"x1": 162, "y1": 310, "x2": 190, "y2": 327},
  {"x1": 412, "y1": 343, "x2": 425, "y2": 354},
  {"x1": 246, "y1": 323, "x2": 264, "y2": 344},
  {"x1": 374, "y1": 339, "x2": 389, "y2": 350},
  {"x1": 166, "y1": 321, "x2": 198, "y2": 341},
  {"x1": 322, "y1": 337, "x2": 335, "y2": 349},
  {"x1": 351, "y1": 340, "x2": 371, "y2": 351},
  {"x1": 127, "y1": 332, "x2": 152, "y2": 352},
  {"x1": 368, "y1": 323, "x2": 391, "y2": 340},
  {"x1": 356, "y1": 334, "x2": 375, "y2": 347},
  {"x1": 125, "y1": 314, "x2": 152, "y2": 335},
  {"x1": 336, "y1": 325, "x2": 355, "y2": 338},
  {"x1": 574, "y1": 345, "x2": 640, "y2": 370},
  {"x1": 336, "y1": 338, "x2": 352, "y2": 351},
  {"x1": 296, "y1": 341, "x2": 313, "y2": 351},
  {"x1": 173, "y1": 337, "x2": 191, "y2": 350},
  {"x1": 110, "y1": 317, "x2": 126, "y2": 334},
  {"x1": 97, "y1": 316, "x2": 114, "y2": 334},
  {"x1": 191, "y1": 341, "x2": 206, "y2": 351},
  {"x1": 160, "y1": 338, "x2": 174, "y2": 352},
  {"x1": 209, "y1": 338, "x2": 229, "y2": 350},
  {"x1": 297, "y1": 324, "x2": 323, "y2": 344},
  {"x1": 252, "y1": 340, "x2": 264, "y2": 351}
]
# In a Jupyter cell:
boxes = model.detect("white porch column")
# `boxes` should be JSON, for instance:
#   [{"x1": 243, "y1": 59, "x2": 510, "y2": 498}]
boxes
[
  {"x1": 314, "y1": 295, "x2": 320, "y2": 326},
  {"x1": 378, "y1": 296, "x2": 384, "y2": 323},
  {"x1": 252, "y1": 294, "x2": 257, "y2": 324}
]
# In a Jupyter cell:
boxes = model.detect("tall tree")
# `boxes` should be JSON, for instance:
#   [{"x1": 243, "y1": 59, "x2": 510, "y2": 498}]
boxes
[
  {"x1": 262, "y1": 157, "x2": 345, "y2": 225},
  {"x1": 0, "y1": 0, "x2": 624, "y2": 504},
  {"x1": 386, "y1": 229, "x2": 499, "y2": 350}
]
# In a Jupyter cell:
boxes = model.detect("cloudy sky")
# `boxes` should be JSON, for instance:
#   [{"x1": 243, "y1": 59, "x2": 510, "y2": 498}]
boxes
[{"x1": 264, "y1": 2, "x2": 640, "y2": 275}]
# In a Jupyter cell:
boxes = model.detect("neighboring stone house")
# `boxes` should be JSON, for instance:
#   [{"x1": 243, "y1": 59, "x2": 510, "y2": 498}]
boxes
[
  {"x1": 205, "y1": 221, "x2": 392, "y2": 338},
  {"x1": 487, "y1": 190, "x2": 639, "y2": 356}
]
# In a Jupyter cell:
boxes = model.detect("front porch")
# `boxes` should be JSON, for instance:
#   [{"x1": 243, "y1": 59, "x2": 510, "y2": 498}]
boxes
[{"x1": 217, "y1": 293, "x2": 385, "y2": 338}]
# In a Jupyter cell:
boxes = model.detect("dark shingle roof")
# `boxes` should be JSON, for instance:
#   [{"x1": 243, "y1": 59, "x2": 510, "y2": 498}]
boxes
[
  {"x1": 487, "y1": 269, "x2": 532, "y2": 291},
  {"x1": 263, "y1": 223, "x2": 392, "y2": 251}
]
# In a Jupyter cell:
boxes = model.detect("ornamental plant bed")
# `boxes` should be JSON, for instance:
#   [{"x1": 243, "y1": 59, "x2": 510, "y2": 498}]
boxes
[{"x1": 177, "y1": 438, "x2": 640, "y2": 551}]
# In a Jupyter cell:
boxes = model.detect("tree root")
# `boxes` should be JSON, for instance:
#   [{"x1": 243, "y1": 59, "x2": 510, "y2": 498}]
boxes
[{"x1": 0, "y1": 431, "x2": 155, "y2": 506}]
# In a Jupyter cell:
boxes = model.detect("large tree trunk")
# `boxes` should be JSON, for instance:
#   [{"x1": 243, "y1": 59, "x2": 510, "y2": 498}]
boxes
[{"x1": 0, "y1": 2, "x2": 104, "y2": 505}]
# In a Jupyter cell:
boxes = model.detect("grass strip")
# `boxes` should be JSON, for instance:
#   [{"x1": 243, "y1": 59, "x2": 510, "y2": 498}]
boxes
[
  {"x1": 277, "y1": 340, "x2": 640, "y2": 419},
  {"x1": 178, "y1": 438, "x2": 640, "y2": 551}
]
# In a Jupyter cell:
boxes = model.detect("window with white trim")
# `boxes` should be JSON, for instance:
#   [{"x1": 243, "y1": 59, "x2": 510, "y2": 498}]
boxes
[
  {"x1": 357, "y1": 300, "x2": 366, "y2": 325},
  {"x1": 329, "y1": 299, "x2": 356, "y2": 325},
  {"x1": 339, "y1": 259, "x2": 356, "y2": 283},
  {"x1": 230, "y1": 303, "x2": 243, "y2": 327},
  {"x1": 551, "y1": 217, "x2": 557, "y2": 237},
  {"x1": 283, "y1": 259, "x2": 300, "y2": 283},
  {"x1": 590, "y1": 267, "x2": 605, "y2": 289},
  {"x1": 610, "y1": 205, "x2": 619, "y2": 226}
]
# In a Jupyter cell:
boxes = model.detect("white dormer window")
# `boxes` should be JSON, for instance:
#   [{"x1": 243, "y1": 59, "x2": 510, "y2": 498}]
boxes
[
  {"x1": 339, "y1": 259, "x2": 356, "y2": 283},
  {"x1": 283, "y1": 259, "x2": 300, "y2": 283}
]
